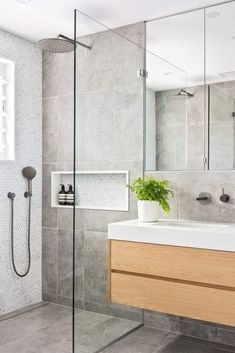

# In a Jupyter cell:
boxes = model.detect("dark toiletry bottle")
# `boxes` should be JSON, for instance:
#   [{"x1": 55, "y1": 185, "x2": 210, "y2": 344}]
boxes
[
  {"x1": 59, "y1": 184, "x2": 67, "y2": 206},
  {"x1": 66, "y1": 184, "x2": 74, "y2": 206}
]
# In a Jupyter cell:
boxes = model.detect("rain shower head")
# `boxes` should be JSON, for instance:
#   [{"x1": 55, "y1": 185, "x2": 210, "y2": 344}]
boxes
[
  {"x1": 37, "y1": 38, "x2": 74, "y2": 53},
  {"x1": 37, "y1": 34, "x2": 91, "y2": 53},
  {"x1": 178, "y1": 89, "x2": 194, "y2": 97}
]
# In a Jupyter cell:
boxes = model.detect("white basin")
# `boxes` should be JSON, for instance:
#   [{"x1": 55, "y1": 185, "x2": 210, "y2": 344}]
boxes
[
  {"x1": 151, "y1": 219, "x2": 229, "y2": 229},
  {"x1": 108, "y1": 219, "x2": 235, "y2": 252}
]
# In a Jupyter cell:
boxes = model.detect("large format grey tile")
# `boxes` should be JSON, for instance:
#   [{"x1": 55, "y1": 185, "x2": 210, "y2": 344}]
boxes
[
  {"x1": 58, "y1": 229, "x2": 84, "y2": 301},
  {"x1": 112, "y1": 84, "x2": 143, "y2": 162},
  {"x1": 42, "y1": 97, "x2": 58, "y2": 162},
  {"x1": 57, "y1": 52, "x2": 73, "y2": 97},
  {"x1": 216, "y1": 328, "x2": 235, "y2": 347},
  {"x1": 110, "y1": 303, "x2": 143, "y2": 322},
  {"x1": 42, "y1": 227, "x2": 58, "y2": 296},
  {"x1": 83, "y1": 89, "x2": 113, "y2": 162},
  {"x1": 76, "y1": 317, "x2": 139, "y2": 349},
  {"x1": 102, "y1": 327, "x2": 172, "y2": 353},
  {"x1": 179, "y1": 172, "x2": 219, "y2": 222},
  {"x1": 218, "y1": 172, "x2": 235, "y2": 223},
  {"x1": 84, "y1": 231, "x2": 109, "y2": 305},
  {"x1": 42, "y1": 52, "x2": 58, "y2": 98},
  {"x1": 0, "y1": 304, "x2": 71, "y2": 348},
  {"x1": 77, "y1": 31, "x2": 114, "y2": 94},
  {"x1": 144, "y1": 310, "x2": 179, "y2": 332},
  {"x1": 0, "y1": 331, "x2": 71, "y2": 353},
  {"x1": 113, "y1": 25, "x2": 144, "y2": 88},
  {"x1": 0, "y1": 317, "x2": 31, "y2": 346},
  {"x1": 178, "y1": 319, "x2": 217, "y2": 342},
  {"x1": 42, "y1": 163, "x2": 57, "y2": 228},
  {"x1": 154, "y1": 335, "x2": 214, "y2": 353},
  {"x1": 57, "y1": 95, "x2": 73, "y2": 163},
  {"x1": 11, "y1": 303, "x2": 72, "y2": 333}
]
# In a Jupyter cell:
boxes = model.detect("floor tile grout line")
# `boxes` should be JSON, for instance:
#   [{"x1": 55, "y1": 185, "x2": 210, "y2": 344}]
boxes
[
  {"x1": 95, "y1": 323, "x2": 144, "y2": 353},
  {"x1": 0, "y1": 301, "x2": 49, "y2": 323}
]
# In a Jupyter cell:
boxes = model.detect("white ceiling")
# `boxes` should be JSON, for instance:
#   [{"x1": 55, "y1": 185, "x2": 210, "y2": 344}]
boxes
[{"x1": 0, "y1": 0, "x2": 232, "y2": 43}]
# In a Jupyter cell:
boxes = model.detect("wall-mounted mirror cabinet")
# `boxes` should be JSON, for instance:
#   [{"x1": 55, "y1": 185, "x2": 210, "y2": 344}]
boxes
[{"x1": 145, "y1": 1, "x2": 235, "y2": 171}]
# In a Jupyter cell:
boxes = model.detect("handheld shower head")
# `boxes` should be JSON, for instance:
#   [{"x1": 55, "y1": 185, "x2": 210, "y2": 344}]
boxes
[
  {"x1": 22, "y1": 166, "x2": 36, "y2": 197},
  {"x1": 22, "y1": 166, "x2": 36, "y2": 180}
]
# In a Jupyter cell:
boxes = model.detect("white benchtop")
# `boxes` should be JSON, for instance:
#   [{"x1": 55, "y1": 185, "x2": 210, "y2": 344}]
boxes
[{"x1": 108, "y1": 219, "x2": 235, "y2": 252}]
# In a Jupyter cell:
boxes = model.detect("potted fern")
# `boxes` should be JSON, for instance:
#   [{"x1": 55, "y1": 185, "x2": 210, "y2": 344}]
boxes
[{"x1": 127, "y1": 176, "x2": 174, "y2": 222}]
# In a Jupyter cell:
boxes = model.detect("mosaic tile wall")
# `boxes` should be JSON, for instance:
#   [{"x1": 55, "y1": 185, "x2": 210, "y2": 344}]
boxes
[{"x1": 0, "y1": 30, "x2": 42, "y2": 315}]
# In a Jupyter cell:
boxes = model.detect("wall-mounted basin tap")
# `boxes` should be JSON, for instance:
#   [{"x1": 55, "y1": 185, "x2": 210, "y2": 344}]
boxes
[
  {"x1": 220, "y1": 188, "x2": 230, "y2": 203},
  {"x1": 193, "y1": 192, "x2": 211, "y2": 205}
]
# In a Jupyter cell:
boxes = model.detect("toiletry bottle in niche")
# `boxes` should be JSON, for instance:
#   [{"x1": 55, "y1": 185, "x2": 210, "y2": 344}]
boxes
[
  {"x1": 67, "y1": 184, "x2": 74, "y2": 206},
  {"x1": 59, "y1": 184, "x2": 67, "y2": 206}
]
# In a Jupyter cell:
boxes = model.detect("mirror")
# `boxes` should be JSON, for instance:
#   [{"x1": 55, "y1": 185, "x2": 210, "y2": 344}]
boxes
[
  {"x1": 145, "y1": 2, "x2": 235, "y2": 171},
  {"x1": 206, "y1": 2, "x2": 235, "y2": 170}
]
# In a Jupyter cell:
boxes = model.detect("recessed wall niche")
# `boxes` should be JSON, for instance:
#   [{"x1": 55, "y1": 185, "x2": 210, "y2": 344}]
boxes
[{"x1": 0, "y1": 57, "x2": 14, "y2": 160}]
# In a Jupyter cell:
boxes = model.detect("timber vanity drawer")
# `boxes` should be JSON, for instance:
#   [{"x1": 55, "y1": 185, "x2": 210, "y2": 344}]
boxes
[
  {"x1": 110, "y1": 240, "x2": 235, "y2": 287},
  {"x1": 109, "y1": 237, "x2": 235, "y2": 326},
  {"x1": 111, "y1": 271, "x2": 235, "y2": 327}
]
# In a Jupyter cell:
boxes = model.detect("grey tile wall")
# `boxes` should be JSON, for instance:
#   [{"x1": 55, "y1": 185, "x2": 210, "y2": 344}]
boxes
[
  {"x1": 42, "y1": 22, "x2": 145, "y2": 323},
  {"x1": 145, "y1": 170, "x2": 235, "y2": 223}
]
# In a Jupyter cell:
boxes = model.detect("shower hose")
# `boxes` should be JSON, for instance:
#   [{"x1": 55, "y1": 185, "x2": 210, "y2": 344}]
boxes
[{"x1": 9, "y1": 193, "x2": 32, "y2": 277}]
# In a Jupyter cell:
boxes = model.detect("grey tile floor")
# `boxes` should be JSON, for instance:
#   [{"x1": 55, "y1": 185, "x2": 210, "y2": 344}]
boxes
[
  {"x1": 1, "y1": 303, "x2": 235, "y2": 353},
  {"x1": 0, "y1": 303, "x2": 140, "y2": 353},
  {"x1": 102, "y1": 328, "x2": 235, "y2": 353}
]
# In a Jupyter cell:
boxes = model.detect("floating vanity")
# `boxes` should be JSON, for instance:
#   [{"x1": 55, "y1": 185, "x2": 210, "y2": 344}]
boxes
[{"x1": 108, "y1": 219, "x2": 235, "y2": 326}]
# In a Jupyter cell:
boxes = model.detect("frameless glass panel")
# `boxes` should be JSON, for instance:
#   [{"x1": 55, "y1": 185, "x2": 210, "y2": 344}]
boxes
[
  {"x1": 73, "y1": 9, "x2": 144, "y2": 353},
  {"x1": 145, "y1": 9, "x2": 205, "y2": 171},
  {"x1": 206, "y1": 1, "x2": 235, "y2": 170}
]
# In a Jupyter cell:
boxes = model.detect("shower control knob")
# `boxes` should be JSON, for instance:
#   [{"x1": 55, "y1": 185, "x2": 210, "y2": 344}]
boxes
[
  {"x1": 220, "y1": 189, "x2": 229, "y2": 203},
  {"x1": 8, "y1": 192, "x2": 15, "y2": 199},
  {"x1": 24, "y1": 191, "x2": 32, "y2": 198}
]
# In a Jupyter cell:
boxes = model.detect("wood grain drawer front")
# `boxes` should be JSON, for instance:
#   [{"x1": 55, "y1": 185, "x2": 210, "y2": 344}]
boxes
[
  {"x1": 111, "y1": 272, "x2": 235, "y2": 326},
  {"x1": 110, "y1": 240, "x2": 235, "y2": 288}
]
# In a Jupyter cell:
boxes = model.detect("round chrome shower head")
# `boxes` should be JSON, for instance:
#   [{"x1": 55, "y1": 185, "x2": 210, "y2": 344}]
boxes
[
  {"x1": 22, "y1": 166, "x2": 36, "y2": 180},
  {"x1": 37, "y1": 38, "x2": 74, "y2": 53}
]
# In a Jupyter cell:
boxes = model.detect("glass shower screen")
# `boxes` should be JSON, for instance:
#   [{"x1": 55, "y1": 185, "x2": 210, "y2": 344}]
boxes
[{"x1": 73, "y1": 9, "x2": 145, "y2": 353}]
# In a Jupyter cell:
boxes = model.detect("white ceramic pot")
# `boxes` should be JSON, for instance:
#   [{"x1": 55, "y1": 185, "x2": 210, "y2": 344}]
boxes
[{"x1": 137, "y1": 200, "x2": 160, "y2": 222}]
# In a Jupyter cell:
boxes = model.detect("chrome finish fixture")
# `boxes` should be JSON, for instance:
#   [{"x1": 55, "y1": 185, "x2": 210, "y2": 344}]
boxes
[
  {"x1": 193, "y1": 192, "x2": 211, "y2": 204},
  {"x1": 220, "y1": 188, "x2": 230, "y2": 203},
  {"x1": 37, "y1": 33, "x2": 91, "y2": 53}
]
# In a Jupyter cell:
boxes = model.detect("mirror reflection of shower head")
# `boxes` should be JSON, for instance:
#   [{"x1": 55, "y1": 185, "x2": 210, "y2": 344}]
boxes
[
  {"x1": 22, "y1": 166, "x2": 36, "y2": 197},
  {"x1": 37, "y1": 34, "x2": 91, "y2": 53},
  {"x1": 178, "y1": 89, "x2": 194, "y2": 97}
]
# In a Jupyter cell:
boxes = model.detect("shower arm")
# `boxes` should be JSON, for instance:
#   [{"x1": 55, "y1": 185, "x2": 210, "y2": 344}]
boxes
[{"x1": 58, "y1": 34, "x2": 92, "y2": 50}]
